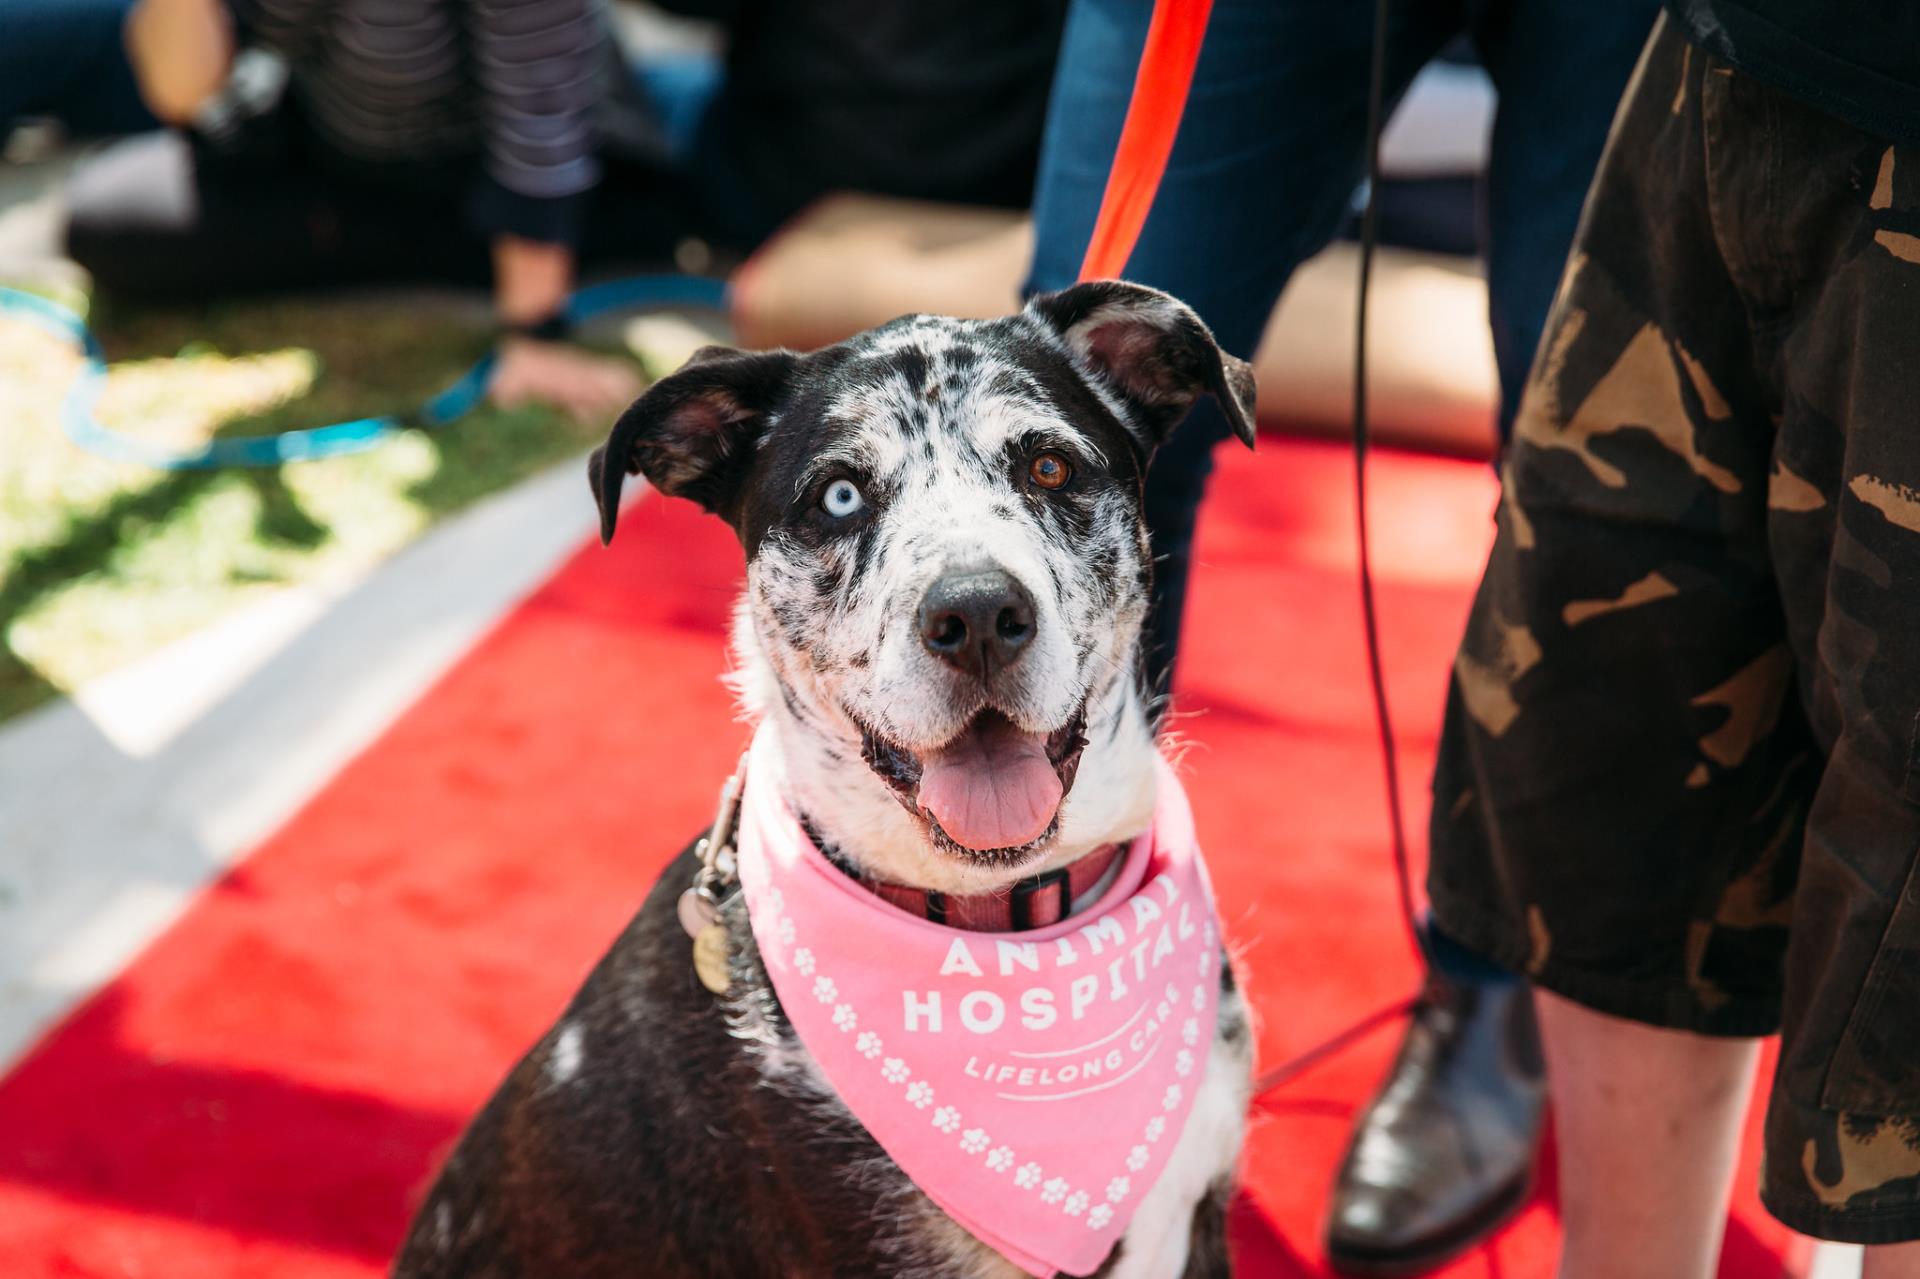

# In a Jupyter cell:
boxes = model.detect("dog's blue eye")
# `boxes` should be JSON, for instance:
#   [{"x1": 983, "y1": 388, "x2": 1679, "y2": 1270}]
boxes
[{"x1": 821, "y1": 479, "x2": 865, "y2": 518}]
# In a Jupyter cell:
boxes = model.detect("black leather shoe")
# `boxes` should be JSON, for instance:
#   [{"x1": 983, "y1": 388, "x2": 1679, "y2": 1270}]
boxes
[{"x1": 1324, "y1": 970, "x2": 1545, "y2": 1276}]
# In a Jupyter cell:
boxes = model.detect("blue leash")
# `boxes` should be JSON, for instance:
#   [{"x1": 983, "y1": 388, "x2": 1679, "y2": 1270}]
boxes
[{"x1": 0, "y1": 274, "x2": 730, "y2": 469}]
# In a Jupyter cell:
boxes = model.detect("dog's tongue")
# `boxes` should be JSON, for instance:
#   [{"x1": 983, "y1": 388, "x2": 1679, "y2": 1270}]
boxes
[{"x1": 917, "y1": 713, "x2": 1063, "y2": 851}]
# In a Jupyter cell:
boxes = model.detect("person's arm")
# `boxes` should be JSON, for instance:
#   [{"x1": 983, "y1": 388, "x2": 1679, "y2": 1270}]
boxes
[
  {"x1": 124, "y1": 0, "x2": 235, "y2": 124},
  {"x1": 494, "y1": 235, "x2": 576, "y2": 329},
  {"x1": 463, "y1": 0, "x2": 604, "y2": 300},
  {"x1": 463, "y1": 0, "x2": 641, "y2": 420},
  {"x1": 489, "y1": 234, "x2": 642, "y2": 421}
]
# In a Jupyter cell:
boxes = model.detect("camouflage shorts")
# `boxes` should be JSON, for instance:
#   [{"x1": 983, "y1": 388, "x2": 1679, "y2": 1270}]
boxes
[{"x1": 1426, "y1": 12, "x2": 1920, "y2": 1244}]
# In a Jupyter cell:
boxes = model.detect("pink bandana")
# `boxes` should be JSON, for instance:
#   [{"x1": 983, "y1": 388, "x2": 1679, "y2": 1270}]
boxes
[{"x1": 736, "y1": 728, "x2": 1223, "y2": 1277}]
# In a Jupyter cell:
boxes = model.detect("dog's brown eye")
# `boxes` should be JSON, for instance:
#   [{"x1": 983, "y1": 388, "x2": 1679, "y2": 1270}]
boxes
[{"x1": 1029, "y1": 451, "x2": 1071, "y2": 491}]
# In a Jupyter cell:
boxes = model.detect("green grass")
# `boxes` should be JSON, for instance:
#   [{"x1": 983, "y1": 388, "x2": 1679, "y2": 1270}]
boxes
[{"x1": 0, "y1": 292, "x2": 638, "y2": 725}]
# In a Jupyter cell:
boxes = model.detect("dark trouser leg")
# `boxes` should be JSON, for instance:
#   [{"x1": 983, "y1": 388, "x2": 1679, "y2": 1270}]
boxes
[
  {"x1": 65, "y1": 118, "x2": 720, "y2": 304},
  {"x1": 1135, "y1": 403, "x2": 1230, "y2": 694},
  {"x1": 1025, "y1": 3, "x2": 1563, "y2": 1261},
  {"x1": 1416, "y1": 0, "x2": 1664, "y2": 975},
  {"x1": 1024, "y1": 0, "x2": 1452, "y2": 694},
  {"x1": 1326, "y1": 2, "x2": 1662, "y2": 1273},
  {"x1": 64, "y1": 131, "x2": 492, "y2": 300},
  {"x1": 3, "y1": 0, "x2": 155, "y2": 137}
]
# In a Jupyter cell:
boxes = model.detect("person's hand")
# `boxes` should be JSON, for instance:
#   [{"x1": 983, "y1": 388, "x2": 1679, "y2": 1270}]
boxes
[
  {"x1": 125, "y1": 0, "x2": 235, "y2": 122},
  {"x1": 489, "y1": 337, "x2": 643, "y2": 423}
]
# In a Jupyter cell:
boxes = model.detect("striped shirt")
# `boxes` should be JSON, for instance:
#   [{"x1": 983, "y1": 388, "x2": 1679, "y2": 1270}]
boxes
[{"x1": 237, "y1": 0, "x2": 618, "y2": 241}]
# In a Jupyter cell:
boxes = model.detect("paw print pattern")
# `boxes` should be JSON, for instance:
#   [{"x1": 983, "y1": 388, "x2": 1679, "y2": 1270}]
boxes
[
  {"x1": 960, "y1": 1129, "x2": 990, "y2": 1155},
  {"x1": 1191, "y1": 984, "x2": 1207, "y2": 1012},
  {"x1": 1162, "y1": 1084, "x2": 1183, "y2": 1111},
  {"x1": 1181, "y1": 1017, "x2": 1200, "y2": 1047},
  {"x1": 985, "y1": 1146, "x2": 1015, "y2": 1172},
  {"x1": 1041, "y1": 1177, "x2": 1069, "y2": 1204},
  {"x1": 1144, "y1": 1116, "x2": 1166, "y2": 1143},
  {"x1": 812, "y1": 976, "x2": 838, "y2": 1003},
  {"x1": 831, "y1": 1004, "x2": 857, "y2": 1032},
  {"x1": 1175, "y1": 1048, "x2": 1195, "y2": 1078},
  {"x1": 1088, "y1": 1204, "x2": 1114, "y2": 1230},
  {"x1": 931, "y1": 1106, "x2": 962, "y2": 1134},
  {"x1": 1015, "y1": 1162, "x2": 1042, "y2": 1189},
  {"x1": 1063, "y1": 1191, "x2": 1089, "y2": 1217},
  {"x1": 855, "y1": 1031, "x2": 883, "y2": 1059},
  {"x1": 905, "y1": 1081, "x2": 934, "y2": 1109},
  {"x1": 1197, "y1": 947, "x2": 1212, "y2": 977},
  {"x1": 776, "y1": 917, "x2": 796, "y2": 946},
  {"x1": 1126, "y1": 1145, "x2": 1150, "y2": 1172},
  {"x1": 792, "y1": 948, "x2": 815, "y2": 976},
  {"x1": 1105, "y1": 1176, "x2": 1130, "y2": 1203},
  {"x1": 765, "y1": 888, "x2": 784, "y2": 914},
  {"x1": 881, "y1": 1057, "x2": 911, "y2": 1084}
]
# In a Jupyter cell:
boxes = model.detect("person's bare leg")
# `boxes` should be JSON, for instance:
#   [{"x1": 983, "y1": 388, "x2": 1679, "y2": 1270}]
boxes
[
  {"x1": 1864, "y1": 1242, "x2": 1920, "y2": 1278},
  {"x1": 1537, "y1": 990, "x2": 1762, "y2": 1279}
]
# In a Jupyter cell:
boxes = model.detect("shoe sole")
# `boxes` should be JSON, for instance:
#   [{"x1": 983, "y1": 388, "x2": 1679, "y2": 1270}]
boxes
[{"x1": 1324, "y1": 1165, "x2": 1536, "y2": 1278}]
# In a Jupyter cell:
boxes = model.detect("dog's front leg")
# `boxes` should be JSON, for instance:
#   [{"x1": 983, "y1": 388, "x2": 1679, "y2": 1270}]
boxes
[{"x1": 1178, "y1": 1180, "x2": 1232, "y2": 1279}]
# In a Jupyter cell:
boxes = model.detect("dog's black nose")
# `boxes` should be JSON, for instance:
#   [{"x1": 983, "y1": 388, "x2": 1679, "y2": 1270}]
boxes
[{"x1": 918, "y1": 568, "x2": 1036, "y2": 678}]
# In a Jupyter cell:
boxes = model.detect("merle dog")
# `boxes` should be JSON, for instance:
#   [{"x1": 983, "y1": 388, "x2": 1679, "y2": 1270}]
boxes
[{"x1": 393, "y1": 282, "x2": 1256, "y2": 1278}]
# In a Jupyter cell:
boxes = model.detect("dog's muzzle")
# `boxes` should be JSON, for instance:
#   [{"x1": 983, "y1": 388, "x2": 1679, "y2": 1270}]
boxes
[
  {"x1": 859, "y1": 706, "x2": 1088, "y2": 861},
  {"x1": 916, "y1": 567, "x2": 1037, "y2": 682}
]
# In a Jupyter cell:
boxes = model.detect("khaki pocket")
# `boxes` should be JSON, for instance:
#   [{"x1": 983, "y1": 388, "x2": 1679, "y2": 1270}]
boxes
[{"x1": 1822, "y1": 853, "x2": 1920, "y2": 1116}]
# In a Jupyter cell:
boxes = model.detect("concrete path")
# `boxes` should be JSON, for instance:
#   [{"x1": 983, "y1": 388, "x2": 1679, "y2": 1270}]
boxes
[{"x1": 0, "y1": 458, "x2": 607, "y2": 1073}]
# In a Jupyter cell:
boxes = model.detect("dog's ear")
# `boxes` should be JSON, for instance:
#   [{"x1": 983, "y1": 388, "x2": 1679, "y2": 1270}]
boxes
[
  {"x1": 1026, "y1": 280, "x2": 1256, "y2": 453},
  {"x1": 589, "y1": 345, "x2": 800, "y2": 543}
]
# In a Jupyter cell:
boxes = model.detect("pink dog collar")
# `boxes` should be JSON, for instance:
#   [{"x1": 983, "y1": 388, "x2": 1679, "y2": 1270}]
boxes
[
  {"x1": 855, "y1": 843, "x2": 1124, "y2": 932},
  {"x1": 736, "y1": 728, "x2": 1223, "y2": 1277}
]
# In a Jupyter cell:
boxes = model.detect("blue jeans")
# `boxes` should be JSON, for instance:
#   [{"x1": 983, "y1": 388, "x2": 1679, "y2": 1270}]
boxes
[
  {"x1": 2, "y1": 0, "x2": 157, "y2": 136},
  {"x1": 1024, "y1": 0, "x2": 1660, "y2": 690}
]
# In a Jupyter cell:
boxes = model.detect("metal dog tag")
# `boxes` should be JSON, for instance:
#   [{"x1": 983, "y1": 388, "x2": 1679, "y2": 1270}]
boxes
[
  {"x1": 683, "y1": 754, "x2": 749, "y2": 997},
  {"x1": 677, "y1": 886, "x2": 718, "y2": 939},
  {"x1": 691, "y1": 922, "x2": 732, "y2": 995}
]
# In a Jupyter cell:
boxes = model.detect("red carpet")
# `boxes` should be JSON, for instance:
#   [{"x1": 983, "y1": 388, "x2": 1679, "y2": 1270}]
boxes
[{"x1": 0, "y1": 438, "x2": 1804, "y2": 1277}]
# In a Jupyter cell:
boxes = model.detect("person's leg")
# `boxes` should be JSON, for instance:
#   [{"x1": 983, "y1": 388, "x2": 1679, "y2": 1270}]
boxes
[
  {"x1": 1539, "y1": 994, "x2": 1761, "y2": 1279},
  {"x1": 3, "y1": 0, "x2": 156, "y2": 137},
  {"x1": 1427, "y1": 13, "x2": 1821, "y2": 1274},
  {"x1": 1394, "y1": 0, "x2": 1663, "y2": 1061},
  {"x1": 1473, "y1": 0, "x2": 1660, "y2": 444},
  {"x1": 1746, "y1": 57, "x2": 1920, "y2": 1265},
  {"x1": 1866, "y1": 1246, "x2": 1920, "y2": 1279},
  {"x1": 1024, "y1": 0, "x2": 1451, "y2": 694},
  {"x1": 1499, "y1": 27, "x2": 1920, "y2": 1272},
  {"x1": 1326, "y1": 3, "x2": 1662, "y2": 1272}
]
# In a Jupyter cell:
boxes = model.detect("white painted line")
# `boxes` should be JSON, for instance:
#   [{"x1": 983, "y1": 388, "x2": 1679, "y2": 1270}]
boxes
[
  {"x1": 28, "y1": 880, "x2": 190, "y2": 992},
  {"x1": 0, "y1": 455, "x2": 614, "y2": 1072},
  {"x1": 71, "y1": 571, "x2": 350, "y2": 759}
]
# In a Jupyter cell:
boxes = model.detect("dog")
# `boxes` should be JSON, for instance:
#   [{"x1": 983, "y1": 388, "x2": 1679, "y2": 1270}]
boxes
[{"x1": 392, "y1": 281, "x2": 1257, "y2": 1278}]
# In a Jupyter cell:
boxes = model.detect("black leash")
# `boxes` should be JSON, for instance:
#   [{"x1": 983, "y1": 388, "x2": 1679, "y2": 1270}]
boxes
[{"x1": 1255, "y1": 0, "x2": 1430, "y2": 1096}]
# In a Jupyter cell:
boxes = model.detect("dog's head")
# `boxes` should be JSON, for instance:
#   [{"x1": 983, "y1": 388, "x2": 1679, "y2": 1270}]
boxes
[{"x1": 592, "y1": 281, "x2": 1254, "y2": 885}]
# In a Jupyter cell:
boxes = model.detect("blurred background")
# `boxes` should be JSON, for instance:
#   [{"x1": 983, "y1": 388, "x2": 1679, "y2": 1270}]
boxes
[{"x1": 0, "y1": 1, "x2": 1832, "y2": 1275}]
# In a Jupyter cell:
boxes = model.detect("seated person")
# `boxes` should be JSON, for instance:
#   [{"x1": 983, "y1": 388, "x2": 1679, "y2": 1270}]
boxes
[{"x1": 47, "y1": 0, "x2": 1065, "y2": 417}]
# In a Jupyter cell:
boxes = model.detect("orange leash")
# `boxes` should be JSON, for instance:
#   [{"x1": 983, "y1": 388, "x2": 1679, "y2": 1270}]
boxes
[
  {"x1": 1072, "y1": 0, "x2": 1431, "y2": 1094},
  {"x1": 1076, "y1": 0, "x2": 1215, "y2": 282}
]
